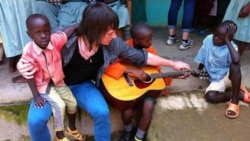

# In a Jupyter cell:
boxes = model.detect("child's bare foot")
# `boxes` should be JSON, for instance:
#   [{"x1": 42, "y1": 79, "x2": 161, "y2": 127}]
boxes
[{"x1": 12, "y1": 75, "x2": 27, "y2": 83}]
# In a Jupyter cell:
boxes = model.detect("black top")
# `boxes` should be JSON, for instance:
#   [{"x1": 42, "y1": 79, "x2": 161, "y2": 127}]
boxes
[{"x1": 63, "y1": 43, "x2": 104, "y2": 85}]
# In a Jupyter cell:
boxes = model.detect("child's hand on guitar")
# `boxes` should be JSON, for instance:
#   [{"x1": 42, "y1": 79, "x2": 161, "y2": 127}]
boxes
[{"x1": 125, "y1": 68, "x2": 148, "y2": 81}]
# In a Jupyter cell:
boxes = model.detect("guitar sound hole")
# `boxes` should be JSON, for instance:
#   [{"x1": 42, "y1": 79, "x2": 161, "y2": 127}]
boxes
[
  {"x1": 141, "y1": 77, "x2": 153, "y2": 83},
  {"x1": 134, "y1": 78, "x2": 155, "y2": 89}
]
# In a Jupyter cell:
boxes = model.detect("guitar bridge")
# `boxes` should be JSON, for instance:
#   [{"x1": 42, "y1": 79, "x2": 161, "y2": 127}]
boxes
[{"x1": 124, "y1": 73, "x2": 133, "y2": 87}]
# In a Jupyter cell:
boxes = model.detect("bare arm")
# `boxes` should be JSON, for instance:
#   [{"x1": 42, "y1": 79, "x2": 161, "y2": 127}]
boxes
[
  {"x1": 239, "y1": 2, "x2": 250, "y2": 17},
  {"x1": 147, "y1": 53, "x2": 191, "y2": 71},
  {"x1": 63, "y1": 23, "x2": 79, "y2": 38},
  {"x1": 27, "y1": 78, "x2": 46, "y2": 108},
  {"x1": 225, "y1": 24, "x2": 240, "y2": 64}
]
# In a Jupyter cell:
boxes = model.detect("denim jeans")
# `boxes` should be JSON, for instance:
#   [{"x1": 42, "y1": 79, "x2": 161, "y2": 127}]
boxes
[
  {"x1": 167, "y1": 0, "x2": 196, "y2": 32},
  {"x1": 28, "y1": 81, "x2": 111, "y2": 141}
]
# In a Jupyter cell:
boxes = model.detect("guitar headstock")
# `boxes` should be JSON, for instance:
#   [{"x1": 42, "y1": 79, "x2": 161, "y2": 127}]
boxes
[{"x1": 190, "y1": 70, "x2": 209, "y2": 79}]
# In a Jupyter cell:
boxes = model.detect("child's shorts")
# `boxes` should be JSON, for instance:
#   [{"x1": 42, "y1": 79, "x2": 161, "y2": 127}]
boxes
[{"x1": 205, "y1": 71, "x2": 232, "y2": 94}]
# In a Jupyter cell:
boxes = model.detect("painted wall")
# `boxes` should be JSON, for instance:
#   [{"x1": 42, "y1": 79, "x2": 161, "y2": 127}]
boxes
[{"x1": 145, "y1": 0, "x2": 183, "y2": 27}]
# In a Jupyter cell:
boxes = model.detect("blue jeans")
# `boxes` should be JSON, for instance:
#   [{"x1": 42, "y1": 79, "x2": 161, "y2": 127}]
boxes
[
  {"x1": 167, "y1": 0, "x2": 196, "y2": 32},
  {"x1": 28, "y1": 81, "x2": 111, "y2": 141}
]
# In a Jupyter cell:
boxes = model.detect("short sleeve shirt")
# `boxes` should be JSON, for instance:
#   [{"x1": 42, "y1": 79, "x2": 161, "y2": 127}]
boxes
[
  {"x1": 22, "y1": 32, "x2": 67, "y2": 93},
  {"x1": 194, "y1": 34, "x2": 238, "y2": 82}
]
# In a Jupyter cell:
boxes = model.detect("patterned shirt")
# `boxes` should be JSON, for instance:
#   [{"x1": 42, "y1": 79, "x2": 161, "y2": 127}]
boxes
[{"x1": 194, "y1": 34, "x2": 238, "y2": 82}]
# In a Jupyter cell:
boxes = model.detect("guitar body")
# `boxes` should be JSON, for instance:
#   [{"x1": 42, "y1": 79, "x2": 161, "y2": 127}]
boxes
[
  {"x1": 100, "y1": 65, "x2": 165, "y2": 110},
  {"x1": 100, "y1": 64, "x2": 209, "y2": 110}
]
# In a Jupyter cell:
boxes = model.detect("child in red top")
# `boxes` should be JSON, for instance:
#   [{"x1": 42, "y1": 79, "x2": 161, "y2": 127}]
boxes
[
  {"x1": 20, "y1": 14, "x2": 84, "y2": 141},
  {"x1": 105, "y1": 22, "x2": 173, "y2": 94},
  {"x1": 105, "y1": 22, "x2": 173, "y2": 141}
]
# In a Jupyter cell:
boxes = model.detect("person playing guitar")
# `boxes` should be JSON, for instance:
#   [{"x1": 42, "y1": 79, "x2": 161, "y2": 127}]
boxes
[{"x1": 102, "y1": 22, "x2": 189, "y2": 141}]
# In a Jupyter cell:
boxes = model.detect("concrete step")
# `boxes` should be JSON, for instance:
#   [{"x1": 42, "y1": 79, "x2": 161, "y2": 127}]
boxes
[{"x1": 0, "y1": 103, "x2": 123, "y2": 141}]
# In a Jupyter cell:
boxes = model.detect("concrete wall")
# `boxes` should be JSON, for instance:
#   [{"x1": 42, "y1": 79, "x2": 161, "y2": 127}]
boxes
[{"x1": 145, "y1": 0, "x2": 183, "y2": 27}]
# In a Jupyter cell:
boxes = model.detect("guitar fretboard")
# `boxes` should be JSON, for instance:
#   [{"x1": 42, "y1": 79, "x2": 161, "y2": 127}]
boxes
[{"x1": 150, "y1": 71, "x2": 185, "y2": 79}]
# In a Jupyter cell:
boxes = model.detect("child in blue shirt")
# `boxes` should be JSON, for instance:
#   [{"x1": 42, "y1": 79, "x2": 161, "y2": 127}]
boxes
[{"x1": 194, "y1": 20, "x2": 250, "y2": 119}]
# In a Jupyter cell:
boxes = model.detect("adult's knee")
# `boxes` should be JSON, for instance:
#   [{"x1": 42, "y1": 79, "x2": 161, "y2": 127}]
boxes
[
  {"x1": 96, "y1": 107, "x2": 110, "y2": 117},
  {"x1": 28, "y1": 115, "x2": 48, "y2": 128},
  {"x1": 92, "y1": 107, "x2": 110, "y2": 123}
]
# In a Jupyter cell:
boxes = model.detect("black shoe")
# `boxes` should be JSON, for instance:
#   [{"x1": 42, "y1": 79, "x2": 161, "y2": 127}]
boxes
[{"x1": 119, "y1": 130, "x2": 132, "y2": 141}]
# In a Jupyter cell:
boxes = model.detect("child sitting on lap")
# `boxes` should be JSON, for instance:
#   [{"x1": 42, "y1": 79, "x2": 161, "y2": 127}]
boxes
[{"x1": 20, "y1": 14, "x2": 84, "y2": 141}]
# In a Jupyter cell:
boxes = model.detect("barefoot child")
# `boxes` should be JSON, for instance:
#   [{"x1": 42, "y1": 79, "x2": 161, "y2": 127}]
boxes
[
  {"x1": 194, "y1": 20, "x2": 250, "y2": 119},
  {"x1": 20, "y1": 14, "x2": 84, "y2": 141}
]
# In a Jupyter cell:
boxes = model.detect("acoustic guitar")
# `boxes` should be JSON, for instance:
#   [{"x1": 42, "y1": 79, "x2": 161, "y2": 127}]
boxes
[{"x1": 100, "y1": 65, "x2": 208, "y2": 110}]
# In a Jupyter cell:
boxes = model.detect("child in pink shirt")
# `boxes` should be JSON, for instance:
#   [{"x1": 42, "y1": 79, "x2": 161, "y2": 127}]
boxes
[{"x1": 20, "y1": 14, "x2": 84, "y2": 141}]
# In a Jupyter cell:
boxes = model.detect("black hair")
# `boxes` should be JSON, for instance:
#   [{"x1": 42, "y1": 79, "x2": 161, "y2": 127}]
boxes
[
  {"x1": 26, "y1": 14, "x2": 50, "y2": 31},
  {"x1": 130, "y1": 22, "x2": 152, "y2": 39}
]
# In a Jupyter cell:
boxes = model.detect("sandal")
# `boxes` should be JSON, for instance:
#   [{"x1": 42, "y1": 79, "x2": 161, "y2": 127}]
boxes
[
  {"x1": 65, "y1": 127, "x2": 85, "y2": 141},
  {"x1": 225, "y1": 100, "x2": 239, "y2": 119},
  {"x1": 240, "y1": 86, "x2": 250, "y2": 103},
  {"x1": 55, "y1": 137, "x2": 70, "y2": 141}
]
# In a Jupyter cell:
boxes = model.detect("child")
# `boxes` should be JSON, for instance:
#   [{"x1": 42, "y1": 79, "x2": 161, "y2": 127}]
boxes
[
  {"x1": 194, "y1": 20, "x2": 250, "y2": 119},
  {"x1": 105, "y1": 22, "x2": 175, "y2": 141},
  {"x1": 20, "y1": 14, "x2": 85, "y2": 141},
  {"x1": 126, "y1": 22, "x2": 173, "y2": 94}
]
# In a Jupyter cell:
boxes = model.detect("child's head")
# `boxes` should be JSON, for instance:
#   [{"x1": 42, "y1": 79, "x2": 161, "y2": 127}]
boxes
[
  {"x1": 130, "y1": 22, "x2": 153, "y2": 49},
  {"x1": 213, "y1": 20, "x2": 237, "y2": 46},
  {"x1": 26, "y1": 14, "x2": 51, "y2": 49}
]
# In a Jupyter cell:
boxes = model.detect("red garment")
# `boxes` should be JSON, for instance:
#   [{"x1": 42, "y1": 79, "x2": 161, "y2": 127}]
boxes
[{"x1": 21, "y1": 32, "x2": 67, "y2": 93}]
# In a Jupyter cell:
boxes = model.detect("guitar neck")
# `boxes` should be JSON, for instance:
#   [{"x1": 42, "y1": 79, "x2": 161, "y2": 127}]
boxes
[{"x1": 150, "y1": 71, "x2": 185, "y2": 79}]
